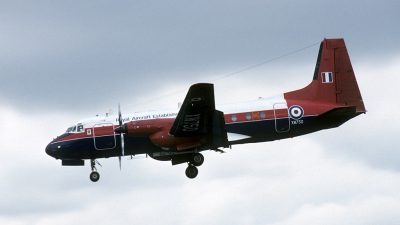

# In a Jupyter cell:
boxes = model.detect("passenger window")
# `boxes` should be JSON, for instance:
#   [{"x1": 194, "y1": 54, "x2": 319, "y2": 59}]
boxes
[
  {"x1": 231, "y1": 115, "x2": 237, "y2": 122},
  {"x1": 246, "y1": 113, "x2": 251, "y2": 120},
  {"x1": 260, "y1": 111, "x2": 266, "y2": 119}
]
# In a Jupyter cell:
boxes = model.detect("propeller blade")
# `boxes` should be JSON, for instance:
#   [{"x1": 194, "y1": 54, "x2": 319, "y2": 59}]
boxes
[
  {"x1": 117, "y1": 103, "x2": 124, "y2": 170},
  {"x1": 119, "y1": 156, "x2": 121, "y2": 170},
  {"x1": 118, "y1": 103, "x2": 122, "y2": 127},
  {"x1": 121, "y1": 133, "x2": 125, "y2": 156}
]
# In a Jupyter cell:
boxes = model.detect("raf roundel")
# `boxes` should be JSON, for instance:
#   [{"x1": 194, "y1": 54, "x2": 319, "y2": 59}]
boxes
[{"x1": 289, "y1": 105, "x2": 304, "y2": 120}]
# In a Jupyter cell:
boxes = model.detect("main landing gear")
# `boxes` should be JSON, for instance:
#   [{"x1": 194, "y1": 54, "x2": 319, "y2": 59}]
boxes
[
  {"x1": 90, "y1": 159, "x2": 101, "y2": 182},
  {"x1": 185, "y1": 153, "x2": 204, "y2": 179}
]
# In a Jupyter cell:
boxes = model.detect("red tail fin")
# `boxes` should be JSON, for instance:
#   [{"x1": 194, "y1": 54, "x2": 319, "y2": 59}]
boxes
[{"x1": 285, "y1": 38, "x2": 366, "y2": 112}]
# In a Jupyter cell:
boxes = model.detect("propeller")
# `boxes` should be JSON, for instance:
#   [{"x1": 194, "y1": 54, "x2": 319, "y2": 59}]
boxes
[{"x1": 117, "y1": 103, "x2": 125, "y2": 170}]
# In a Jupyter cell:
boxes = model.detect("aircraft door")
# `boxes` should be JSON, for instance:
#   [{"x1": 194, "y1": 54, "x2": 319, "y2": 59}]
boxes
[
  {"x1": 93, "y1": 123, "x2": 116, "y2": 150},
  {"x1": 273, "y1": 103, "x2": 290, "y2": 132}
]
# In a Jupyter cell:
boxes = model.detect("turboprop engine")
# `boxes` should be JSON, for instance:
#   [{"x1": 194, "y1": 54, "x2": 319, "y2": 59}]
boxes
[{"x1": 114, "y1": 119, "x2": 205, "y2": 151}]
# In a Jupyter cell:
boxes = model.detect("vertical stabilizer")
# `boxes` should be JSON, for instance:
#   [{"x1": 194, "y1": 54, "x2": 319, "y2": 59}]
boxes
[{"x1": 284, "y1": 38, "x2": 366, "y2": 112}]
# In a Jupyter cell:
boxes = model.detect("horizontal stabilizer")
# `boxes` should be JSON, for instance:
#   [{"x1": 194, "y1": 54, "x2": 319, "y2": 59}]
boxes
[{"x1": 315, "y1": 106, "x2": 359, "y2": 128}]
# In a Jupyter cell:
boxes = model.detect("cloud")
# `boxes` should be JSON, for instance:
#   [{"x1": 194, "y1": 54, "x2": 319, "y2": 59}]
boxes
[{"x1": 271, "y1": 196, "x2": 400, "y2": 225}]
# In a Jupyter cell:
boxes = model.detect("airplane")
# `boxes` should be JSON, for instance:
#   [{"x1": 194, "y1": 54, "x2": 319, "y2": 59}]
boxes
[{"x1": 45, "y1": 38, "x2": 366, "y2": 182}]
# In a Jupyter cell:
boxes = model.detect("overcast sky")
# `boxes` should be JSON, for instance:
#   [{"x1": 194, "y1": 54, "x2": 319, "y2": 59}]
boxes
[{"x1": 1, "y1": 1, "x2": 400, "y2": 224}]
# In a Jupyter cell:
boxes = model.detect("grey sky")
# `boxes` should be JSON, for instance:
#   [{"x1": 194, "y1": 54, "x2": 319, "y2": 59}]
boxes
[
  {"x1": 1, "y1": 1, "x2": 400, "y2": 224},
  {"x1": 2, "y1": 1, "x2": 399, "y2": 113}
]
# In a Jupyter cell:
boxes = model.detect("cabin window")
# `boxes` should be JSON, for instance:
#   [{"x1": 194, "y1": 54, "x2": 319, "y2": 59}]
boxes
[
  {"x1": 260, "y1": 111, "x2": 266, "y2": 119},
  {"x1": 246, "y1": 113, "x2": 251, "y2": 120},
  {"x1": 231, "y1": 115, "x2": 237, "y2": 122}
]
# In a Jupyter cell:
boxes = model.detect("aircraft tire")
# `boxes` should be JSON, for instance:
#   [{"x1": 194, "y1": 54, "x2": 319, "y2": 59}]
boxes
[
  {"x1": 190, "y1": 153, "x2": 204, "y2": 167},
  {"x1": 185, "y1": 165, "x2": 198, "y2": 179},
  {"x1": 90, "y1": 171, "x2": 100, "y2": 182}
]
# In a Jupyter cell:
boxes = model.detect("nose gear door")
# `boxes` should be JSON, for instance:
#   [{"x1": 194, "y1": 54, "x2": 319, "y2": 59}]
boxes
[{"x1": 93, "y1": 123, "x2": 116, "y2": 150}]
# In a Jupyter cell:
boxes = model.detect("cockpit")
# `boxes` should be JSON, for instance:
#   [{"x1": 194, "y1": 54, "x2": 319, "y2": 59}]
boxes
[
  {"x1": 65, "y1": 123, "x2": 84, "y2": 133},
  {"x1": 64, "y1": 116, "x2": 117, "y2": 134}
]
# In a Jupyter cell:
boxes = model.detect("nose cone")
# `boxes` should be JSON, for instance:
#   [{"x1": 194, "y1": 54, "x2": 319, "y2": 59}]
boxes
[{"x1": 45, "y1": 143, "x2": 54, "y2": 157}]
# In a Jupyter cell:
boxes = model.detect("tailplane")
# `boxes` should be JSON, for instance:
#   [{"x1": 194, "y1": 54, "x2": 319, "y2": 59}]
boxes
[{"x1": 285, "y1": 38, "x2": 366, "y2": 112}]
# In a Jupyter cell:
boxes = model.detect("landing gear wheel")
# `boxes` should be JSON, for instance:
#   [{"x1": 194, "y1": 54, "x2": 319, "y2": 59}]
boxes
[
  {"x1": 90, "y1": 171, "x2": 100, "y2": 182},
  {"x1": 185, "y1": 165, "x2": 198, "y2": 179},
  {"x1": 89, "y1": 159, "x2": 101, "y2": 182},
  {"x1": 190, "y1": 153, "x2": 204, "y2": 167}
]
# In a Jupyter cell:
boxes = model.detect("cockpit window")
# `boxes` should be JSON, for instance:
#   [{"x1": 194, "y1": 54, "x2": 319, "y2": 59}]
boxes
[
  {"x1": 77, "y1": 125, "x2": 84, "y2": 132},
  {"x1": 66, "y1": 124, "x2": 85, "y2": 133}
]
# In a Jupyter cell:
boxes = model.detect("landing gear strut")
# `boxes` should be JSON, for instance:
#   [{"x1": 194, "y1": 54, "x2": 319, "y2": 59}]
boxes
[{"x1": 90, "y1": 159, "x2": 101, "y2": 182}]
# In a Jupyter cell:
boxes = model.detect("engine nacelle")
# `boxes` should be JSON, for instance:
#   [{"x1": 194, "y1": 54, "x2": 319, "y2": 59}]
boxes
[
  {"x1": 121, "y1": 118, "x2": 205, "y2": 151},
  {"x1": 123, "y1": 118, "x2": 173, "y2": 136},
  {"x1": 149, "y1": 129, "x2": 204, "y2": 151}
]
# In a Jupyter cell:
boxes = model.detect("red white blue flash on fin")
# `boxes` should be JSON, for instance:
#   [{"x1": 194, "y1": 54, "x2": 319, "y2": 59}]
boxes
[{"x1": 321, "y1": 72, "x2": 333, "y2": 83}]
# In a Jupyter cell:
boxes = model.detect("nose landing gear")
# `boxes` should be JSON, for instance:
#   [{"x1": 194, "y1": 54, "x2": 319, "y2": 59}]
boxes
[
  {"x1": 90, "y1": 159, "x2": 101, "y2": 182},
  {"x1": 90, "y1": 171, "x2": 100, "y2": 182}
]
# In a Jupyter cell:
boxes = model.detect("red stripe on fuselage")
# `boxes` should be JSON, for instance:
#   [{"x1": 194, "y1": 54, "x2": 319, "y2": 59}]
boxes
[{"x1": 54, "y1": 100, "x2": 339, "y2": 144}]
